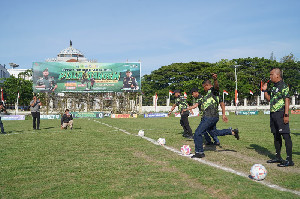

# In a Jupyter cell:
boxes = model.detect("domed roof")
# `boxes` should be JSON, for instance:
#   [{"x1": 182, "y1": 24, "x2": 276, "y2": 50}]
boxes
[
  {"x1": 58, "y1": 40, "x2": 84, "y2": 56},
  {"x1": 58, "y1": 46, "x2": 84, "y2": 56}
]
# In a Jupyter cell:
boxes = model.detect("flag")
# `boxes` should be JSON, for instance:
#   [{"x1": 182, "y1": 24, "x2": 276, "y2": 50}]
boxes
[
  {"x1": 250, "y1": 90, "x2": 253, "y2": 95},
  {"x1": 260, "y1": 80, "x2": 264, "y2": 100},
  {"x1": 184, "y1": 92, "x2": 187, "y2": 98},
  {"x1": 155, "y1": 92, "x2": 158, "y2": 100},
  {"x1": 17, "y1": 91, "x2": 20, "y2": 99},
  {"x1": 223, "y1": 90, "x2": 228, "y2": 95},
  {"x1": 1, "y1": 88, "x2": 4, "y2": 103},
  {"x1": 169, "y1": 90, "x2": 173, "y2": 95},
  {"x1": 235, "y1": 89, "x2": 238, "y2": 104}
]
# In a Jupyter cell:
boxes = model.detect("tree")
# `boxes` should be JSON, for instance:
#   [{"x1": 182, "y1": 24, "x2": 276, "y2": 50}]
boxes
[
  {"x1": 280, "y1": 53, "x2": 297, "y2": 63},
  {"x1": 141, "y1": 57, "x2": 300, "y2": 106},
  {"x1": 0, "y1": 76, "x2": 33, "y2": 106}
]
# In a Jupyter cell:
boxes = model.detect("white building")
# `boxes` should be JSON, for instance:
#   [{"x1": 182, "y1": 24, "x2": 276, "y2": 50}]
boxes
[
  {"x1": 0, "y1": 64, "x2": 10, "y2": 79},
  {"x1": 46, "y1": 41, "x2": 96, "y2": 63},
  {"x1": 7, "y1": 68, "x2": 32, "y2": 80}
]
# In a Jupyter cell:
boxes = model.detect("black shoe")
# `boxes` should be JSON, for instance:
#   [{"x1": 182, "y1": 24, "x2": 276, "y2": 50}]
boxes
[
  {"x1": 1, "y1": 132, "x2": 6, "y2": 134},
  {"x1": 267, "y1": 158, "x2": 283, "y2": 163},
  {"x1": 233, "y1": 129, "x2": 239, "y2": 140},
  {"x1": 277, "y1": 160, "x2": 294, "y2": 167},
  {"x1": 205, "y1": 142, "x2": 214, "y2": 146},
  {"x1": 214, "y1": 142, "x2": 220, "y2": 146},
  {"x1": 191, "y1": 153, "x2": 205, "y2": 158}
]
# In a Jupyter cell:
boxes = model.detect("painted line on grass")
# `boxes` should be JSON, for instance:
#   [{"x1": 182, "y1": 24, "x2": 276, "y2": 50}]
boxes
[{"x1": 93, "y1": 119, "x2": 300, "y2": 197}]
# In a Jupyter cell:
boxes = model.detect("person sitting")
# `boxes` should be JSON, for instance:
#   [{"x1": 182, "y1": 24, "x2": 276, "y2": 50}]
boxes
[{"x1": 61, "y1": 109, "x2": 73, "y2": 130}]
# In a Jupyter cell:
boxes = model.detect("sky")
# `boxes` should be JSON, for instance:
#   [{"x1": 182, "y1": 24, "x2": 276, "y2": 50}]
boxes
[{"x1": 0, "y1": 0, "x2": 300, "y2": 75}]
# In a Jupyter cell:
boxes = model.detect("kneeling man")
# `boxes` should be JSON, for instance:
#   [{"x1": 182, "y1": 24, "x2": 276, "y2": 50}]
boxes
[{"x1": 61, "y1": 109, "x2": 73, "y2": 130}]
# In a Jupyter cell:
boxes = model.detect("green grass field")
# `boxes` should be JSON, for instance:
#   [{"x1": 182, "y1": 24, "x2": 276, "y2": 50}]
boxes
[{"x1": 0, "y1": 114, "x2": 299, "y2": 198}]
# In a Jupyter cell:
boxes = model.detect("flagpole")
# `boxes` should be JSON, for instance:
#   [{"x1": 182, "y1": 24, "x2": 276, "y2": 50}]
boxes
[
  {"x1": 234, "y1": 65, "x2": 241, "y2": 114},
  {"x1": 223, "y1": 91, "x2": 224, "y2": 103},
  {"x1": 16, "y1": 94, "x2": 19, "y2": 115}
]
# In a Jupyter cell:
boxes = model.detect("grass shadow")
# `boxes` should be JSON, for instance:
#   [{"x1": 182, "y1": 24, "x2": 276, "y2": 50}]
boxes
[
  {"x1": 247, "y1": 144, "x2": 275, "y2": 159},
  {"x1": 291, "y1": 133, "x2": 300, "y2": 136},
  {"x1": 215, "y1": 149, "x2": 237, "y2": 152},
  {"x1": 204, "y1": 145, "x2": 217, "y2": 151},
  {"x1": 44, "y1": 127, "x2": 55, "y2": 130},
  {"x1": 292, "y1": 152, "x2": 300, "y2": 156}
]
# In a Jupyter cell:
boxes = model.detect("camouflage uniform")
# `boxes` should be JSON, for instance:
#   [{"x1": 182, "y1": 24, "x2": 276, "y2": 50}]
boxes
[
  {"x1": 194, "y1": 87, "x2": 232, "y2": 154},
  {"x1": 123, "y1": 76, "x2": 138, "y2": 89},
  {"x1": 36, "y1": 77, "x2": 56, "y2": 92},
  {"x1": 175, "y1": 95, "x2": 193, "y2": 137},
  {"x1": 194, "y1": 93, "x2": 220, "y2": 144},
  {"x1": 267, "y1": 80, "x2": 292, "y2": 162}
]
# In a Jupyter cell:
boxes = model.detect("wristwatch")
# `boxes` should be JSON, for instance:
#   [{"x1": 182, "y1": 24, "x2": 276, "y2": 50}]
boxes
[{"x1": 284, "y1": 114, "x2": 289, "y2": 117}]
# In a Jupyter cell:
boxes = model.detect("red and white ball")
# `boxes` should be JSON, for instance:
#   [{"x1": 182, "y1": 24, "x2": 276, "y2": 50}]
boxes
[
  {"x1": 181, "y1": 145, "x2": 191, "y2": 155},
  {"x1": 250, "y1": 164, "x2": 267, "y2": 181}
]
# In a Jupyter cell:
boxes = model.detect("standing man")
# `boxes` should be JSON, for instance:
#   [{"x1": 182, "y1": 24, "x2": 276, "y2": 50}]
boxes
[
  {"x1": 35, "y1": 68, "x2": 57, "y2": 92},
  {"x1": 123, "y1": 69, "x2": 139, "y2": 90},
  {"x1": 61, "y1": 109, "x2": 74, "y2": 130},
  {"x1": 262, "y1": 68, "x2": 294, "y2": 167},
  {"x1": 0, "y1": 102, "x2": 7, "y2": 134},
  {"x1": 30, "y1": 96, "x2": 41, "y2": 130},
  {"x1": 168, "y1": 90, "x2": 193, "y2": 139},
  {"x1": 185, "y1": 74, "x2": 239, "y2": 158}
]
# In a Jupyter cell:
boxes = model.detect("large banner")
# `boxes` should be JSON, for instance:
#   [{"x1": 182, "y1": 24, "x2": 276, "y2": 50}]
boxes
[{"x1": 32, "y1": 62, "x2": 141, "y2": 93}]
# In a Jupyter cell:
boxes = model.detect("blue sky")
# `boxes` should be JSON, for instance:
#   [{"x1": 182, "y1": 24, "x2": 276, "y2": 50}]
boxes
[{"x1": 1, "y1": 0, "x2": 299, "y2": 75}]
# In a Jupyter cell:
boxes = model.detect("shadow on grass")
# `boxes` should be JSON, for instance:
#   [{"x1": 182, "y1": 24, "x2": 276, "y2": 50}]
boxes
[
  {"x1": 291, "y1": 133, "x2": 300, "y2": 136},
  {"x1": 293, "y1": 152, "x2": 300, "y2": 156},
  {"x1": 247, "y1": 144, "x2": 275, "y2": 159},
  {"x1": 44, "y1": 127, "x2": 55, "y2": 129},
  {"x1": 216, "y1": 149, "x2": 237, "y2": 152}
]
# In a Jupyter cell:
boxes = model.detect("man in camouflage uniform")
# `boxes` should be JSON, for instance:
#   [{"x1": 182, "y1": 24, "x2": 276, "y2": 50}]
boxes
[
  {"x1": 123, "y1": 69, "x2": 138, "y2": 90},
  {"x1": 185, "y1": 74, "x2": 239, "y2": 158},
  {"x1": 188, "y1": 87, "x2": 221, "y2": 146},
  {"x1": 262, "y1": 68, "x2": 294, "y2": 167},
  {"x1": 168, "y1": 90, "x2": 193, "y2": 139},
  {"x1": 36, "y1": 68, "x2": 57, "y2": 92}
]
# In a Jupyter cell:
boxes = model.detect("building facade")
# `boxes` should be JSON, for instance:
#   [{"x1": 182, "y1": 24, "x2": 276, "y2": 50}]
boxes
[
  {"x1": 7, "y1": 68, "x2": 32, "y2": 80},
  {"x1": 0, "y1": 64, "x2": 10, "y2": 79}
]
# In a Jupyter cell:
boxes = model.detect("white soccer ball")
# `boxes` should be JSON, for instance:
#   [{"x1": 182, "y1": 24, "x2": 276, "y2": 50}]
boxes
[
  {"x1": 138, "y1": 130, "x2": 144, "y2": 136},
  {"x1": 157, "y1": 138, "x2": 166, "y2": 145},
  {"x1": 250, "y1": 164, "x2": 267, "y2": 181}
]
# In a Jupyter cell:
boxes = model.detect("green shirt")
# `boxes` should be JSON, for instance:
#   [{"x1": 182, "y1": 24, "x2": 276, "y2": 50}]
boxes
[
  {"x1": 268, "y1": 80, "x2": 289, "y2": 112},
  {"x1": 36, "y1": 76, "x2": 56, "y2": 90},
  {"x1": 175, "y1": 95, "x2": 188, "y2": 112},
  {"x1": 197, "y1": 87, "x2": 220, "y2": 117}
]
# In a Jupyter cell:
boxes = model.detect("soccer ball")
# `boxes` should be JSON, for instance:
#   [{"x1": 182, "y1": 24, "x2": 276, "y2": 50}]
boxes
[
  {"x1": 250, "y1": 164, "x2": 267, "y2": 181},
  {"x1": 157, "y1": 138, "x2": 166, "y2": 145},
  {"x1": 138, "y1": 130, "x2": 144, "y2": 136},
  {"x1": 181, "y1": 145, "x2": 191, "y2": 155}
]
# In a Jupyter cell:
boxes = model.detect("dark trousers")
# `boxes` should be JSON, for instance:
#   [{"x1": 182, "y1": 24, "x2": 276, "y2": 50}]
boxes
[
  {"x1": 194, "y1": 116, "x2": 232, "y2": 153},
  {"x1": 180, "y1": 112, "x2": 193, "y2": 136},
  {"x1": 31, "y1": 112, "x2": 40, "y2": 129},
  {"x1": 0, "y1": 119, "x2": 4, "y2": 133},
  {"x1": 270, "y1": 111, "x2": 293, "y2": 161}
]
